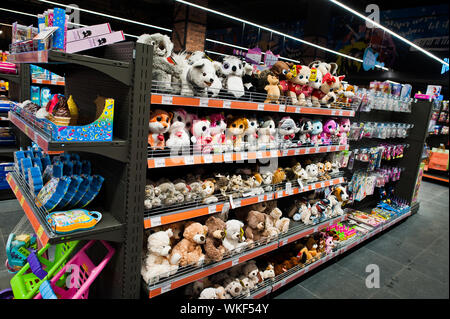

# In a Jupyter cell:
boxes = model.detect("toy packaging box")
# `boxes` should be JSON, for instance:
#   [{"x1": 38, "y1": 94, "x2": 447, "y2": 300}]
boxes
[
  {"x1": 66, "y1": 23, "x2": 112, "y2": 43},
  {"x1": 66, "y1": 32, "x2": 125, "y2": 54}
]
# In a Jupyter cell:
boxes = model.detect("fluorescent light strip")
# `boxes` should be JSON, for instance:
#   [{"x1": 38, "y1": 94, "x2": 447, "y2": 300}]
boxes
[
  {"x1": 328, "y1": 0, "x2": 448, "y2": 67},
  {"x1": 0, "y1": 7, "x2": 36, "y2": 17},
  {"x1": 0, "y1": 22, "x2": 13, "y2": 27},
  {"x1": 37, "y1": 0, "x2": 172, "y2": 33},
  {"x1": 205, "y1": 50, "x2": 227, "y2": 57}
]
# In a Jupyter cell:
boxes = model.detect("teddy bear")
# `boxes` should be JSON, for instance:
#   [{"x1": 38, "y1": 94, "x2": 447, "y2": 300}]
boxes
[
  {"x1": 305, "y1": 164, "x2": 319, "y2": 183},
  {"x1": 201, "y1": 179, "x2": 219, "y2": 204},
  {"x1": 310, "y1": 120, "x2": 323, "y2": 146},
  {"x1": 157, "y1": 182, "x2": 182, "y2": 205},
  {"x1": 209, "y1": 113, "x2": 227, "y2": 153},
  {"x1": 242, "y1": 260, "x2": 260, "y2": 286},
  {"x1": 144, "y1": 184, "x2": 162, "y2": 210},
  {"x1": 228, "y1": 174, "x2": 244, "y2": 199},
  {"x1": 260, "y1": 171, "x2": 274, "y2": 192},
  {"x1": 244, "y1": 210, "x2": 267, "y2": 243},
  {"x1": 178, "y1": 57, "x2": 218, "y2": 97},
  {"x1": 213, "y1": 284, "x2": 230, "y2": 299},
  {"x1": 148, "y1": 109, "x2": 173, "y2": 150},
  {"x1": 166, "y1": 108, "x2": 191, "y2": 155},
  {"x1": 141, "y1": 229, "x2": 180, "y2": 284},
  {"x1": 244, "y1": 116, "x2": 259, "y2": 151},
  {"x1": 184, "y1": 277, "x2": 213, "y2": 299},
  {"x1": 308, "y1": 67, "x2": 324, "y2": 107},
  {"x1": 238, "y1": 275, "x2": 253, "y2": 297},
  {"x1": 337, "y1": 118, "x2": 351, "y2": 145},
  {"x1": 264, "y1": 72, "x2": 282, "y2": 104},
  {"x1": 223, "y1": 219, "x2": 247, "y2": 253},
  {"x1": 266, "y1": 202, "x2": 290, "y2": 233},
  {"x1": 223, "y1": 278, "x2": 243, "y2": 297},
  {"x1": 214, "y1": 173, "x2": 230, "y2": 197},
  {"x1": 255, "y1": 61, "x2": 293, "y2": 97},
  {"x1": 257, "y1": 117, "x2": 277, "y2": 150},
  {"x1": 204, "y1": 216, "x2": 227, "y2": 262},
  {"x1": 298, "y1": 118, "x2": 313, "y2": 146},
  {"x1": 226, "y1": 115, "x2": 248, "y2": 152},
  {"x1": 199, "y1": 287, "x2": 218, "y2": 299},
  {"x1": 277, "y1": 116, "x2": 300, "y2": 149},
  {"x1": 191, "y1": 116, "x2": 213, "y2": 154},
  {"x1": 137, "y1": 33, "x2": 181, "y2": 91},
  {"x1": 170, "y1": 222, "x2": 208, "y2": 267}
]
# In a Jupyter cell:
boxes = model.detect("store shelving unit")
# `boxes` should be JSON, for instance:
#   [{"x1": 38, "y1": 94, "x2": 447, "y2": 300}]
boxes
[
  {"x1": 6, "y1": 41, "x2": 152, "y2": 298},
  {"x1": 31, "y1": 78, "x2": 65, "y2": 86}
]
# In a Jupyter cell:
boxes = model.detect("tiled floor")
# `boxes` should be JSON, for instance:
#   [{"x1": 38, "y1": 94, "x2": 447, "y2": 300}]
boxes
[
  {"x1": 0, "y1": 181, "x2": 448, "y2": 298},
  {"x1": 273, "y1": 181, "x2": 449, "y2": 299}
]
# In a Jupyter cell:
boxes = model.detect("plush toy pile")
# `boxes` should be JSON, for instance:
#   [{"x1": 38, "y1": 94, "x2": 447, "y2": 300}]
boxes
[
  {"x1": 147, "y1": 107, "x2": 351, "y2": 152},
  {"x1": 144, "y1": 156, "x2": 343, "y2": 210},
  {"x1": 137, "y1": 33, "x2": 356, "y2": 109}
]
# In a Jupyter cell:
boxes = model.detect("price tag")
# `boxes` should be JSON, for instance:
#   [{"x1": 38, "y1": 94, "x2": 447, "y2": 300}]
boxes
[
  {"x1": 285, "y1": 182, "x2": 292, "y2": 195},
  {"x1": 295, "y1": 107, "x2": 300, "y2": 113},
  {"x1": 162, "y1": 95, "x2": 173, "y2": 104},
  {"x1": 232, "y1": 258, "x2": 239, "y2": 266},
  {"x1": 281, "y1": 239, "x2": 288, "y2": 246},
  {"x1": 208, "y1": 205, "x2": 217, "y2": 214},
  {"x1": 228, "y1": 195, "x2": 235, "y2": 209},
  {"x1": 240, "y1": 152, "x2": 248, "y2": 161},
  {"x1": 279, "y1": 105, "x2": 286, "y2": 112},
  {"x1": 257, "y1": 103, "x2": 265, "y2": 111},
  {"x1": 270, "y1": 150, "x2": 278, "y2": 158},
  {"x1": 277, "y1": 191, "x2": 284, "y2": 198},
  {"x1": 150, "y1": 216, "x2": 162, "y2": 227},
  {"x1": 304, "y1": 148, "x2": 310, "y2": 154},
  {"x1": 154, "y1": 158, "x2": 166, "y2": 168},
  {"x1": 184, "y1": 156, "x2": 194, "y2": 165},
  {"x1": 315, "y1": 147, "x2": 320, "y2": 153},
  {"x1": 256, "y1": 151, "x2": 263, "y2": 159},
  {"x1": 199, "y1": 97, "x2": 209, "y2": 107},
  {"x1": 295, "y1": 149, "x2": 300, "y2": 155},
  {"x1": 327, "y1": 146, "x2": 332, "y2": 152},
  {"x1": 222, "y1": 202, "x2": 230, "y2": 214},
  {"x1": 234, "y1": 200, "x2": 241, "y2": 208},
  {"x1": 258, "y1": 195, "x2": 265, "y2": 202},
  {"x1": 320, "y1": 182, "x2": 325, "y2": 188},
  {"x1": 267, "y1": 193, "x2": 274, "y2": 200},
  {"x1": 282, "y1": 150, "x2": 288, "y2": 157},
  {"x1": 161, "y1": 283, "x2": 171, "y2": 294},
  {"x1": 224, "y1": 153, "x2": 233, "y2": 162},
  {"x1": 223, "y1": 100, "x2": 231, "y2": 108},
  {"x1": 203, "y1": 154, "x2": 213, "y2": 163},
  {"x1": 331, "y1": 109, "x2": 337, "y2": 115}
]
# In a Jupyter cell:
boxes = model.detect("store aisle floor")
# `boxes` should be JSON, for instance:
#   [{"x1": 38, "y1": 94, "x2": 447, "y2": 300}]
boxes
[{"x1": 273, "y1": 181, "x2": 449, "y2": 299}]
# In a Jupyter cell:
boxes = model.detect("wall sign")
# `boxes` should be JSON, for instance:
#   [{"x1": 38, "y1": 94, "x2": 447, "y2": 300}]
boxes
[{"x1": 362, "y1": 47, "x2": 385, "y2": 71}]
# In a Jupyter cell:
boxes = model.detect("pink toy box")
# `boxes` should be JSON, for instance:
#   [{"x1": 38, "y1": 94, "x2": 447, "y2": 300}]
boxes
[
  {"x1": 66, "y1": 31, "x2": 125, "y2": 54},
  {"x1": 66, "y1": 23, "x2": 112, "y2": 43}
]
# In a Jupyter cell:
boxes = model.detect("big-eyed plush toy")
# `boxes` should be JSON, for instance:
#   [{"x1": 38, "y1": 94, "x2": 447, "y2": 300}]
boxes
[
  {"x1": 209, "y1": 113, "x2": 227, "y2": 153},
  {"x1": 166, "y1": 108, "x2": 191, "y2": 155},
  {"x1": 226, "y1": 115, "x2": 248, "y2": 152},
  {"x1": 191, "y1": 116, "x2": 213, "y2": 154},
  {"x1": 148, "y1": 109, "x2": 173, "y2": 150}
]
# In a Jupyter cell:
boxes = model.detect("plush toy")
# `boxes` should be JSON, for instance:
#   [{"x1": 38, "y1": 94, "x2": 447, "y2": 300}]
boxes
[
  {"x1": 244, "y1": 116, "x2": 259, "y2": 151},
  {"x1": 323, "y1": 161, "x2": 332, "y2": 180},
  {"x1": 261, "y1": 263, "x2": 275, "y2": 281},
  {"x1": 341, "y1": 84, "x2": 355, "y2": 104},
  {"x1": 269, "y1": 206, "x2": 290, "y2": 233},
  {"x1": 260, "y1": 171, "x2": 274, "y2": 192},
  {"x1": 244, "y1": 210, "x2": 267, "y2": 243},
  {"x1": 200, "y1": 180, "x2": 219, "y2": 204},
  {"x1": 214, "y1": 173, "x2": 230, "y2": 197},
  {"x1": 316, "y1": 162, "x2": 326, "y2": 181},
  {"x1": 257, "y1": 117, "x2": 277, "y2": 150},
  {"x1": 242, "y1": 61, "x2": 256, "y2": 93},
  {"x1": 332, "y1": 185, "x2": 349, "y2": 215},
  {"x1": 252, "y1": 173, "x2": 265, "y2": 195},
  {"x1": 178, "y1": 58, "x2": 218, "y2": 97},
  {"x1": 305, "y1": 164, "x2": 319, "y2": 183},
  {"x1": 242, "y1": 260, "x2": 260, "y2": 286},
  {"x1": 327, "y1": 194, "x2": 339, "y2": 217},
  {"x1": 213, "y1": 285, "x2": 230, "y2": 299},
  {"x1": 298, "y1": 118, "x2": 313, "y2": 146},
  {"x1": 148, "y1": 109, "x2": 173, "y2": 150},
  {"x1": 157, "y1": 182, "x2": 181, "y2": 205},
  {"x1": 166, "y1": 108, "x2": 191, "y2": 155},
  {"x1": 228, "y1": 174, "x2": 245, "y2": 198},
  {"x1": 219, "y1": 55, "x2": 245, "y2": 99},
  {"x1": 277, "y1": 116, "x2": 300, "y2": 149},
  {"x1": 309, "y1": 67, "x2": 324, "y2": 107},
  {"x1": 137, "y1": 33, "x2": 180, "y2": 91},
  {"x1": 223, "y1": 219, "x2": 247, "y2": 253},
  {"x1": 299, "y1": 200, "x2": 313, "y2": 224},
  {"x1": 315, "y1": 73, "x2": 345, "y2": 107},
  {"x1": 310, "y1": 120, "x2": 323, "y2": 146},
  {"x1": 223, "y1": 278, "x2": 243, "y2": 297},
  {"x1": 226, "y1": 115, "x2": 248, "y2": 152},
  {"x1": 255, "y1": 61, "x2": 293, "y2": 96},
  {"x1": 144, "y1": 184, "x2": 162, "y2": 209},
  {"x1": 287, "y1": 65, "x2": 313, "y2": 106},
  {"x1": 141, "y1": 229, "x2": 179, "y2": 284},
  {"x1": 321, "y1": 119, "x2": 338, "y2": 145},
  {"x1": 238, "y1": 275, "x2": 252, "y2": 297},
  {"x1": 264, "y1": 72, "x2": 282, "y2": 104},
  {"x1": 199, "y1": 287, "x2": 218, "y2": 299},
  {"x1": 272, "y1": 168, "x2": 286, "y2": 187},
  {"x1": 338, "y1": 118, "x2": 351, "y2": 145},
  {"x1": 170, "y1": 222, "x2": 208, "y2": 267},
  {"x1": 308, "y1": 60, "x2": 338, "y2": 77},
  {"x1": 191, "y1": 117, "x2": 213, "y2": 154},
  {"x1": 209, "y1": 113, "x2": 227, "y2": 153},
  {"x1": 204, "y1": 216, "x2": 227, "y2": 262},
  {"x1": 305, "y1": 237, "x2": 320, "y2": 261}
]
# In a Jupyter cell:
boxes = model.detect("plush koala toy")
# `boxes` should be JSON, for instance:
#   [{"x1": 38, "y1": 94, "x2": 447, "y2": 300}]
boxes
[
  {"x1": 137, "y1": 33, "x2": 181, "y2": 91},
  {"x1": 219, "y1": 55, "x2": 245, "y2": 99}
]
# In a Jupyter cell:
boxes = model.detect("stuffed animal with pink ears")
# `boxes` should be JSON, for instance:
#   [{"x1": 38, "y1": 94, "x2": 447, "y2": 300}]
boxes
[
  {"x1": 338, "y1": 118, "x2": 351, "y2": 145},
  {"x1": 321, "y1": 119, "x2": 338, "y2": 145},
  {"x1": 191, "y1": 116, "x2": 213, "y2": 154},
  {"x1": 208, "y1": 113, "x2": 227, "y2": 153}
]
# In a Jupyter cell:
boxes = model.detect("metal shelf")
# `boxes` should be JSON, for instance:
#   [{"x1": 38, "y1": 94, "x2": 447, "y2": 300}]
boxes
[
  {"x1": 6, "y1": 170, "x2": 124, "y2": 246},
  {"x1": 144, "y1": 176, "x2": 345, "y2": 228},
  {"x1": 0, "y1": 73, "x2": 20, "y2": 83},
  {"x1": 145, "y1": 214, "x2": 347, "y2": 298},
  {"x1": 148, "y1": 144, "x2": 349, "y2": 168},
  {"x1": 9, "y1": 111, "x2": 129, "y2": 162},
  {"x1": 151, "y1": 93, "x2": 356, "y2": 117},
  {"x1": 31, "y1": 78, "x2": 65, "y2": 86},
  {"x1": 7, "y1": 49, "x2": 131, "y2": 85}
]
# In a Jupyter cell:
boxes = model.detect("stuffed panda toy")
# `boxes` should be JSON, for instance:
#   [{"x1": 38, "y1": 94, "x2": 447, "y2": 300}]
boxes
[{"x1": 219, "y1": 55, "x2": 245, "y2": 99}]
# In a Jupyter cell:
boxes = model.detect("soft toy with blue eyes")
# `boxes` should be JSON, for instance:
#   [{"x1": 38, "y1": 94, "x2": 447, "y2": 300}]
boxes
[{"x1": 311, "y1": 120, "x2": 323, "y2": 146}]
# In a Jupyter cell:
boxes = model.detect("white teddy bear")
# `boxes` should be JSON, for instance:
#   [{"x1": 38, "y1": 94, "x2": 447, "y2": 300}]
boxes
[
  {"x1": 222, "y1": 219, "x2": 247, "y2": 253},
  {"x1": 141, "y1": 229, "x2": 180, "y2": 285}
]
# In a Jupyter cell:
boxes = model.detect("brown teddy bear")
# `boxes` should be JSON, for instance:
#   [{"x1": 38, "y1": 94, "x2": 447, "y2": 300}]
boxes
[
  {"x1": 170, "y1": 221, "x2": 208, "y2": 267},
  {"x1": 264, "y1": 72, "x2": 282, "y2": 104},
  {"x1": 244, "y1": 210, "x2": 267, "y2": 243},
  {"x1": 204, "y1": 216, "x2": 227, "y2": 262}
]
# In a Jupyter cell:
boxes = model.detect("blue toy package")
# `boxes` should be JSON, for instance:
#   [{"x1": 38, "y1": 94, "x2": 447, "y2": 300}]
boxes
[
  {"x1": 41, "y1": 155, "x2": 51, "y2": 172},
  {"x1": 28, "y1": 166, "x2": 44, "y2": 196},
  {"x1": 20, "y1": 158, "x2": 33, "y2": 182},
  {"x1": 66, "y1": 175, "x2": 92, "y2": 208},
  {"x1": 35, "y1": 176, "x2": 71, "y2": 212},
  {"x1": 56, "y1": 175, "x2": 82, "y2": 209},
  {"x1": 62, "y1": 160, "x2": 73, "y2": 176},
  {"x1": 52, "y1": 8, "x2": 67, "y2": 50},
  {"x1": 72, "y1": 160, "x2": 82, "y2": 175},
  {"x1": 81, "y1": 160, "x2": 91, "y2": 175},
  {"x1": 14, "y1": 151, "x2": 25, "y2": 172},
  {"x1": 31, "y1": 86, "x2": 40, "y2": 105},
  {"x1": 79, "y1": 175, "x2": 104, "y2": 208},
  {"x1": 32, "y1": 157, "x2": 43, "y2": 173},
  {"x1": 40, "y1": 87, "x2": 51, "y2": 107}
]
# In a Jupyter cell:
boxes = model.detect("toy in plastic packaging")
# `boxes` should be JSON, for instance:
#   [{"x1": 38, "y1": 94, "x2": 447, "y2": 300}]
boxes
[
  {"x1": 56, "y1": 175, "x2": 83, "y2": 209},
  {"x1": 46, "y1": 209, "x2": 102, "y2": 234},
  {"x1": 35, "y1": 176, "x2": 71, "y2": 211},
  {"x1": 66, "y1": 175, "x2": 93, "y2": 208},
  {"x1": 78, "y1": 175, "x2": 104, "y2": 208}
]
